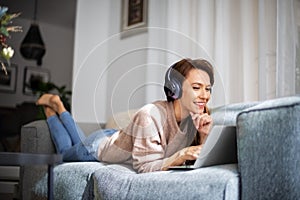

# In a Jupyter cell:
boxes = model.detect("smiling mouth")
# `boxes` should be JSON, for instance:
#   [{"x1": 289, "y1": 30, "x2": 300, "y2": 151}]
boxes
[
  {"x1": 194, "y1": 102, "x2": 206, "y2": 109},
  {"x1": 194, "y1": 102, "x2": 206, "y2": 106}
]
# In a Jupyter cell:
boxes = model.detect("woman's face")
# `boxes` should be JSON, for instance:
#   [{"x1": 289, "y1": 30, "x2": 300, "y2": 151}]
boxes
[{"x1": 179, "y1": 68, "x2": 211, "y2": 116}]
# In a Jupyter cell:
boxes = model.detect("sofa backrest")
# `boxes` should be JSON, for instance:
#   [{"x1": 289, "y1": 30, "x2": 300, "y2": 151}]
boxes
[{"x1": 211, "y1": 102, "x2": 260, "y2": 126}]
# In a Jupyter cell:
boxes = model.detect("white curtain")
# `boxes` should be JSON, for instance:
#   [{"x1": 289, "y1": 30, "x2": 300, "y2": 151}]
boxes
[
  {"x1": 258, "y1": 0, "x2": 277, "y2": 100},
  {"x1": 276, "y1": 0, "x2": 298, "y2": 97},
  {"x1": 146, "y1": 0, "x2": 299, "y2": 106}
]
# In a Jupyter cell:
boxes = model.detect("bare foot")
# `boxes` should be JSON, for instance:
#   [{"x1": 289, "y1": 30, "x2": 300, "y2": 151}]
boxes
[
  {"x1": 43, "y1": 106, "x2": 56, "y2": 118},
  {"x1": 36, "y1": 94, "x2": 66, "y2": 114},
  {"x1": 36, "y1": 94, "x2": 54, "y2": 106}
]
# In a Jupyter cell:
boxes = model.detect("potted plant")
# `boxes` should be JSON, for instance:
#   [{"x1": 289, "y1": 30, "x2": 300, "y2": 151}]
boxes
[{"x1": 0, "y1": 6, "x2": 22, "y2": 74}]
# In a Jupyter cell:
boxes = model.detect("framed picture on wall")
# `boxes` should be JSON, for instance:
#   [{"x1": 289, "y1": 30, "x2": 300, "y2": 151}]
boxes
[
  {"x1": 23, "y1": 66, "x2": 50, "y2": 95},
  {"x1": 121, "y1": 0, "x2": 148, "y2": 34},
  {"x1": 0, "y1": 64, "x2": 17, "y2": 93}
]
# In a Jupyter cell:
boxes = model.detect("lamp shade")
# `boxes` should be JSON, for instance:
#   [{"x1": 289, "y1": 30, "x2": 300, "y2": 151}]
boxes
[{"x1": 20, "y1": 23, "x2": 46, "y2": 66}]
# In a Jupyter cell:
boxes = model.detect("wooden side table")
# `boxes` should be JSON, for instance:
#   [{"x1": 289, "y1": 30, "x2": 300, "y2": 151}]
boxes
[{"x1": 0, "y1": 152, "x2": 62, "y2": 200}]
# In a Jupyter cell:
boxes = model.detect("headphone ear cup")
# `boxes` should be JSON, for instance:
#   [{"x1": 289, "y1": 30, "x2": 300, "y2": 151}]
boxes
[
  {"x1": 165, "y1": 80, "x2": 180, "y2": 100},
  {"x1": 164, "y1": 67, "x2": 183, "y2": 100}
]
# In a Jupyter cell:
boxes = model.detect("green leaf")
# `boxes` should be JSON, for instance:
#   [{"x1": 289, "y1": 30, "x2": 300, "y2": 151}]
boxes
[{"x1": 0, "y1": 26, "x2": 9, "y2": 36}]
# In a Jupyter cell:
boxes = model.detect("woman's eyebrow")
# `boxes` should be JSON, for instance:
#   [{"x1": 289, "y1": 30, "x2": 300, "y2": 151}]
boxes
[{"x1": 192, "y1": 82, "x2": 211, "y2": 87}]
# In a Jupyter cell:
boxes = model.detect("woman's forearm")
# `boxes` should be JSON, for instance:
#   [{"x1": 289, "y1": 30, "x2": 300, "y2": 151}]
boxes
[
  {"x1": 161, "y1": 145, "x2": 202, "y2": 170},
  {"x1": 161, "y1": 150, "x2": 185, "y2": 171}
]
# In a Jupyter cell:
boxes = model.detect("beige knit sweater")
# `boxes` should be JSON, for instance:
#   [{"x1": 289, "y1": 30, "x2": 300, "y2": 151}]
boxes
[{"x1": 97, "y1": 100, "x2": 197, "y2": 173}]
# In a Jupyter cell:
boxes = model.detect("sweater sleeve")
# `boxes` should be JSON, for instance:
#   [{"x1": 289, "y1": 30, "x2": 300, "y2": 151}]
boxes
[{"x1": 123, "y1": 104, "x2": 168, "y2": 173}]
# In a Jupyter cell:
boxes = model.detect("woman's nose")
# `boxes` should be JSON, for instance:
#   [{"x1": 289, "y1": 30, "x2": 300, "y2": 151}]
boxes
[{"x1": 198, "y1": 88, "x2": 209, "y2": 99}]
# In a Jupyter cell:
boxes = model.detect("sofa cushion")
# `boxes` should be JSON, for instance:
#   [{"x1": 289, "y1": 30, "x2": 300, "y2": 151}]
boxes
[
  {"x1": 237, "y1": 95, "x2": 300, "y2": 200},
  {"x1": 33, "y1": 162, "x2": 106, "y2": 200},
  {"x1": 92, "y1": 164, "x2": 239, "y2": 200}
]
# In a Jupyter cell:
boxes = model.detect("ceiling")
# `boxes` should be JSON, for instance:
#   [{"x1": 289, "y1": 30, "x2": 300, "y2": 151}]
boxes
[{"x1": 1, "y1": 0, "x2": 77, "y2": 29}]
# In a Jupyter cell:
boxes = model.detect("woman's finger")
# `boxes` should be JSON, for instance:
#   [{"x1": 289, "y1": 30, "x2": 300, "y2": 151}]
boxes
[{"x1": 190, "y1": 113, "x2": 210, "y2": 129}]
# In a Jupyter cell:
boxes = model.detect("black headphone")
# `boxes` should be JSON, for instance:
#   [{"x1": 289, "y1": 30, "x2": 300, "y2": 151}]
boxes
[{"x1": 164, "y1": 63, "x2": 184, "y2": 101}]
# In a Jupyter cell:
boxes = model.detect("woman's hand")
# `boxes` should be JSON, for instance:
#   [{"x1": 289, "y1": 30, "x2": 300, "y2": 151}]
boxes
[
  {"x1": 190, "y1": 112, "x2": 213, "y2": 143},
  {"x1": 161, "y1": 145, "x2": 203, "y2": 170}
]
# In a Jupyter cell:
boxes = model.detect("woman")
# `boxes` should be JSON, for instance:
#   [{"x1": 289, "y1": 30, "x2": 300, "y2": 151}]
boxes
[{"x1": 37, "y1": 58, "x2": 214, "y2": 173}]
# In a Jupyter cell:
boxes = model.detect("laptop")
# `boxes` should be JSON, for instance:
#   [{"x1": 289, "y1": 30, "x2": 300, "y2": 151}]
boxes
[{"x1": 168, "y1": 125, "x2": 237, "y2": 170}]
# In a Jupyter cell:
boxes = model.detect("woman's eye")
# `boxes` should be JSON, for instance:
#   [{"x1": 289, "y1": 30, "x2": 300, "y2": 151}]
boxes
[{"x1": 192, "y1": 85, "x2": 211, "y2": 92}]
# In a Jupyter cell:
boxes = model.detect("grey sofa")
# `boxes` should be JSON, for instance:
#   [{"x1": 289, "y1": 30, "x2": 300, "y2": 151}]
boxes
[{"x1": 19, "y1": 96, "x2": 300, "y2": 200}]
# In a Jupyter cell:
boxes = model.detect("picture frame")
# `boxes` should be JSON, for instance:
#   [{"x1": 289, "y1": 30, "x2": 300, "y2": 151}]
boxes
[
  {"x1": 0, "y1": 64, "x2": 17, "y2": 93},
  {"x1": 23, "y1": 66, "x2": 50, "y2": 95},
  {"x1": 121, "y1": 0, "x2": 148, "y2": 35}
]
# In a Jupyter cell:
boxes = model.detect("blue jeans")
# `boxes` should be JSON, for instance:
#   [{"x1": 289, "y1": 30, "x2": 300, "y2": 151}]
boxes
[{"x1": 47, "y1": 112, "x2": 117, "y2": 161}]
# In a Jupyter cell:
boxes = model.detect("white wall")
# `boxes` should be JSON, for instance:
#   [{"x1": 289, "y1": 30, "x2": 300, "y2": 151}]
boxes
[
  {"x1": 0, "y1": 17, "x2": 74, "y2": 107},
  {"x1": 72, "y1": 0, "x2": 109, "y2": 123},
  {"x1": 73, "y1": 0, "x2": 149, "y2": 123}
]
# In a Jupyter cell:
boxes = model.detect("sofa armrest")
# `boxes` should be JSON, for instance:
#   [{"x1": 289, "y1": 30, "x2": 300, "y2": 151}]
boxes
[
  {"x1": 20, "y1": 120, "x2": 56, "y2": 199},
  {"x1": 21, "y1": 120, "x2": 55, "y2": 154},
  {"x1": 236, "y1": 96, "x2": 300, "y2": 200}
]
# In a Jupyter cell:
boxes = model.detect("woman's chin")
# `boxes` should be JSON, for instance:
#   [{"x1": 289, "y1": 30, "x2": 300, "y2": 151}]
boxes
[{"x1": 192, "y1": 108, "x2": 204, "y2": 114}]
